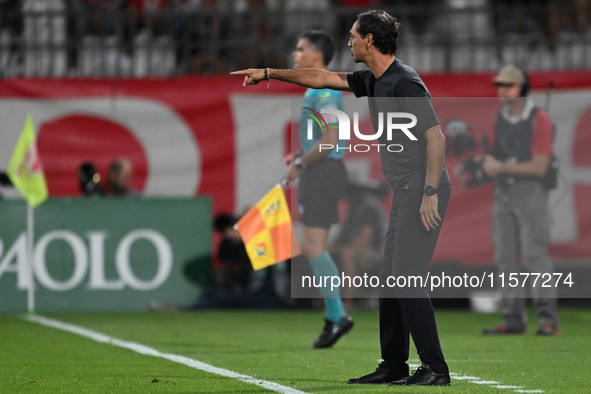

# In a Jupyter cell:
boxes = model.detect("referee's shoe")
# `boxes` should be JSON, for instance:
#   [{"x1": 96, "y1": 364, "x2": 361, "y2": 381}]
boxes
[{"x1": 312, "y1": 315, "x2": 354, "y2": 349}]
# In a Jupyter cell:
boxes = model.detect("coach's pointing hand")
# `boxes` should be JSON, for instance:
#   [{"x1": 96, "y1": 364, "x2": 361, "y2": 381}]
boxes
[{"x1": 230, "y1": 69, "x2": 266, "y2": 86}]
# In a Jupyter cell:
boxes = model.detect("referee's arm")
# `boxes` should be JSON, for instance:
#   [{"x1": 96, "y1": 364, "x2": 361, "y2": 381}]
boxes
[{"x1": 231, "y1": 68, "x2": 351, "y2": 91}]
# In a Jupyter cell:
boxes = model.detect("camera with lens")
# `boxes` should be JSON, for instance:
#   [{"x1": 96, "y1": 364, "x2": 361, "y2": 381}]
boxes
[
  {"x1": 0, "y1": 172, "x2": 12, "y2": 187},
  {"x1": 444, "y1": 119, "x2": 493, "y2": 189},
  {"x1": 0, "y1": 171, "x2": 13, "y2": 198},
  {"x1": 77, "y1": 162, "x2": 105, "y2": 196}
]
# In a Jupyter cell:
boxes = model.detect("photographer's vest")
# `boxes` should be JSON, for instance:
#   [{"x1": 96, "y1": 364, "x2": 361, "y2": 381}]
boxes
[
  {"x1": 493, "y1": 101, "x2": 558, "y2": 189},
  {"x1": 493, "y1": 103, "x2": 539, "y2": 163}
]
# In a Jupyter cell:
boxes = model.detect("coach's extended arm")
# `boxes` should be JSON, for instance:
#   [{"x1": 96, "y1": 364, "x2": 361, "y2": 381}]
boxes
[{"x1": 231, "y1": 68, "x2": 352, "y2": 91}]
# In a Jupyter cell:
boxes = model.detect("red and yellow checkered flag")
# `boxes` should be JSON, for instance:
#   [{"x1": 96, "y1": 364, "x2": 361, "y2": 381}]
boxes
[{"x1": 235, "y1": 184, "x2": 301, "y2": 270}]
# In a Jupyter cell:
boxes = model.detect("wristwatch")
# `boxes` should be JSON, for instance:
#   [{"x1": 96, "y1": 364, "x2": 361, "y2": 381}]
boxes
[
  {"x1": 424, "y1": 186, "x2": 438, "y2": 196},
  {"x1": 294, "y1": 157, "x2": 305, "y2": 171}
]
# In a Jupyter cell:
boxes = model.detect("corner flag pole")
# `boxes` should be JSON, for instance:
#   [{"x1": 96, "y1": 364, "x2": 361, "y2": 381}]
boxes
[
  {"x1": 26, "y1": 203, "x2": 35, "y2": 316},
  {"x1": 6, "y1": 115, "x2": 48, "y2": 316}
]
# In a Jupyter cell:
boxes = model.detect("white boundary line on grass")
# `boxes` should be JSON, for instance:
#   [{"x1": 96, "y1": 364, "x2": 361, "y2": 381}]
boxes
[
  {"x1": 448, "y1": 373, "x2": 544, "y2": 393},
  {"x1": 409, "y1": 363, "x2": 544, "y2": 393},
  {"x1": 25, "y1": 315, "x2": 308, "y2": 394}
]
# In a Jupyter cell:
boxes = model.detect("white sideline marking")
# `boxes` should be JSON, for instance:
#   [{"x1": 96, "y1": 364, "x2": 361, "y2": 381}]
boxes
[
  {"x1": 449, "y1": 375, "x2": 483, "y2": 380},
  {"x1": 471, "y1": 380, "x2": 500, "y2": 385},
  {"x1": 25, "y1": 315, "x2": 308, "y2": 394},
  {"x1": 414, "y1": 365, "x2": 545, "y2": 393}
]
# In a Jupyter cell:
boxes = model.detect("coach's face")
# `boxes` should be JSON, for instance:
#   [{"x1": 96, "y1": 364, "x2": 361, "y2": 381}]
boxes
[
  {"x1": 348, "y1": 21, "x2": 366, "y2": 63},
  {"x1": 292, "y1": 38, "x2": 318, "y2": 69}
]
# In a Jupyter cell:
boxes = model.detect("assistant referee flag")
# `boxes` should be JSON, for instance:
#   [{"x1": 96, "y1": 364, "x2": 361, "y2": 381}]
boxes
[
  {"x1": 235, "y1": 184, "x2": 301, "y2": 270},
  {"x1": 7, "y1": 116, "x2": 48, "y2": 208}
]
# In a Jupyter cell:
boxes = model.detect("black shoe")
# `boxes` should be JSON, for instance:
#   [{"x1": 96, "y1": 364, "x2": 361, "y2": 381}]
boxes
[
  {"x1": 389, "y1": 363, "x2": 450, "y2": 386},
  {"x1": 347, "y1": 361, "x2": 409, "y2": 384},
  {"x1": 482, "y1": 324, "x2": 526, "y2": 336},
  {"x1": 312, "y1": 315, "x2": 353, "y2": 349}
]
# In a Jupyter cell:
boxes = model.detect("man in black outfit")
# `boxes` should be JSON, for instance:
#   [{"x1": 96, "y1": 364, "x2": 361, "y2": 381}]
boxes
[{"x1": 232, "y1": 9, "x2": 451, "y2": 387}]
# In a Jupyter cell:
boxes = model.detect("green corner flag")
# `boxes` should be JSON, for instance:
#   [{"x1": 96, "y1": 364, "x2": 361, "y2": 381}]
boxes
[{"x1": 7, "y1": 116, "x2": 48, "y2": 208}]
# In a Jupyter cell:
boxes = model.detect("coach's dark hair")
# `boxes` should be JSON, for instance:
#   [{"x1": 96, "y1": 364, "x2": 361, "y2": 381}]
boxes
[
  {"x1": 355, "y1": 10, "x2": 401, "y2": 55},
  {"x1": 298, "y1": 30, "x2": 336, "y2": 66}
]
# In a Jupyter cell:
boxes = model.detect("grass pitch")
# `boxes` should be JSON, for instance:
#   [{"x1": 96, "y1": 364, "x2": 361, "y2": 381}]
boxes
[{"x1": 1, "y1": 308, "x2": 590, "y2": 393}]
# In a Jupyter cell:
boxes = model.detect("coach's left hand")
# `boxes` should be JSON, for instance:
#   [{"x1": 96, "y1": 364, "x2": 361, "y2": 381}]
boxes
[{"x1": 420, "y1": 194, "x2": 441, "y2": 231}]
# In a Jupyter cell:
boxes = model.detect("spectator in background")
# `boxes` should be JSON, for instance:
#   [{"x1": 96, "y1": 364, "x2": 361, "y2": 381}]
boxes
[
  {"x1": 0, "y1": 0, "x2": 23, "y2": 76},
  {"x1": 383, "y1": 0, "x2": 443, "y2": 35},
  {"x1": 491, "y1": 0, "x2": 548, "y2": 37},
  {"x1": 284, "y1": 0, "x2": 334, "y2": 41},
  {"x1": 77, "y1": 0, "x2": 124, "y2": 37},
  {"x1": 330, "y1": 181, "x2": 388, "y2": 306},
  {"x1": 0, "y1": 0, "x2": 21, "y2": 33},
  {"x1": 126, "y1": 0, "x2": 171, "y2": 36},
  {"x1": 103, "y1": 158, "x2": 140, "y2": 196},
  {"x1": 548, "y1": 0, "x2": 591, "y2": 37},
  {"x1": 235, "y1": 0, "x2": 267, "y2": 69},
  {"x1": 176, "y1": 0, "x2": 228, "y2": 74},
  {"x1": 212, "y1": 213, "x2": 251, "y2": 292},
  {"x1": 571, "y1": 0, "x2": 591, "y2": 33}
]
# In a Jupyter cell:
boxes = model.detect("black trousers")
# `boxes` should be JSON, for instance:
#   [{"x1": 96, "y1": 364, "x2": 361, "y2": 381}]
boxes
[{"x1": 378, "y1": 186, "x2": 451, "y2": 374}]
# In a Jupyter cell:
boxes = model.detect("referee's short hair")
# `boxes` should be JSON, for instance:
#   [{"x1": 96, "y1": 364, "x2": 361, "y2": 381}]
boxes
[
  {"x1": 356, "y1": 9, "x2": 401, "y2": 55},
  {"x1": 297, "y1": 30, "x2": 336, "y2": 66}
]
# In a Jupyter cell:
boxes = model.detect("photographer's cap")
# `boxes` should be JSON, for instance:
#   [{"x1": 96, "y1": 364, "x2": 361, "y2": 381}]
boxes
[{"x1": 493, "y1": 65, "x2": 525, "y2": 85}]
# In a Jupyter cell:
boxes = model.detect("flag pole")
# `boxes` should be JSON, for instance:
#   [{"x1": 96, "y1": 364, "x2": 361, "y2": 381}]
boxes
[
  {"x1": 6, "y1": 115, "x2": 47, "y2": 316},
  {"x1": 26, "y1": 203, "x2": 35, "y2": 316}
]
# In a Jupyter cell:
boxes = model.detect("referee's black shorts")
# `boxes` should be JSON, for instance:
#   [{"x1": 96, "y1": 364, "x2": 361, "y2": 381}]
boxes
[{"x1": 297, "y1": 158, "x2": 347, "y2": 229}]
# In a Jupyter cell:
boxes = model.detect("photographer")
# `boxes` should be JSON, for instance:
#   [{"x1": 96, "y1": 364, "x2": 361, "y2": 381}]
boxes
[{"x1": 457, "y1": 65, "x2": 559, "y2": 336}]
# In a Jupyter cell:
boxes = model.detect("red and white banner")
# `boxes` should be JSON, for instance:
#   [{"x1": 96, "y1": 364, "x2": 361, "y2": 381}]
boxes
[{"x1": 1, "y1": 71, "x2": 590, "y2": 265}]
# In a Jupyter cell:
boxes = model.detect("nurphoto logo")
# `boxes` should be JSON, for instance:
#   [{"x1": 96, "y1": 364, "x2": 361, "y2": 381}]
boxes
[{"x1": 304, "y1": 108, "x2": 418, "y2": 153}]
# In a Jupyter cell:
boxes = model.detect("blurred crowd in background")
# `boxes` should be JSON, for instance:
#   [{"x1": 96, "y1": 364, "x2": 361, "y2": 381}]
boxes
[{"x1": 1, "y1": 0, "x2": 591, "y2": 78}]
